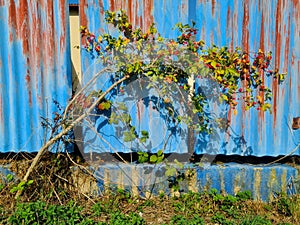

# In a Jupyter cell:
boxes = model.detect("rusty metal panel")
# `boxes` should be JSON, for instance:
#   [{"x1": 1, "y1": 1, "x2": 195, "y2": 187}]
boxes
[
  {"x1": 80, "y1": 0, "x2": 299, "y2": 156},
  {"x1": 0, "y1": 0, "x2": 72, "y2": 153},
  {"x1": 192, "y1": 0, "x2": 300, "y2": 156}
]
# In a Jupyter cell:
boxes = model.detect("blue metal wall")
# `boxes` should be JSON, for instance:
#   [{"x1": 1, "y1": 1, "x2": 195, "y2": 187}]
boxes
[
  {"x1": 0, "y1": 0, "x2": 72, "y2": 153},
  {"x1": 95, "y1": 163, "x2": 298, "y2": 201},
  {"x1": 80, "y1": 0, "x2": 299, "y2": 157},
  {"x1": 69, "y1": 0, "x2": 79, "y2": 6},
  {"x1": 1, "y1": 0, "x2": 298, "y2": 156}
]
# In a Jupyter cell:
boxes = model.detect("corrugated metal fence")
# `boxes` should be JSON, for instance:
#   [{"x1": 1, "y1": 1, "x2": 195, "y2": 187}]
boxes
[
  {"x1": 80, "y1": 0, "x2": 300, "y2": 157},
  {"x1": 0, "y1": 0, "x2": 72, "y2": 153},
  {"x1": 0, "y1": 0, "x2": 299, "y2": 157}
]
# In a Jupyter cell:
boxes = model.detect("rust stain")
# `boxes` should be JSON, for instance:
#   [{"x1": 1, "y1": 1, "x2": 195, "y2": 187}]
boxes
[
  {"x1": 241, "y1": 0, "x2": 249, "y2": 134},
  {"x1": 46, "y1": 0, "x2": 55, "y2": 67},
  {"x1": 115, "y1": 0, "x2": 123, "y2": 12},
  {"x1": 283, "y1": 14, "x2": 290, "y2": 73},
  {"x1": 127, "y1": 0, "x2": 133, "y2": 27},
  {"x1": 211, "y1": 0, "x2": 216, "y2": 16},
  {"x1": 143, "y1": 0, "x2": 154, "y2": 30},
  {"x1": 9, "y1": 0, "x2": 35, "y2": 104},
  {"x1": 17, "y1": 0, "x2": 30, "y2": 55},
  {"x1": 109, "y1": 0, "x2": 115, "y2": 11},
  {"x1": 259, "y1": 11, "x2": 265, "y2": 53},
  {"x1": 226, "y1": 7, "x2": 234, "y2": 50},
  {"x1": 59, "y1": 0, "x2": 67, "y2": 55},
  {"x1": 139, "y1": 16, "x2": 142, "y2": 30},
  {"x1": 8, "y1": 0, "x2": 17, "y2": 42},
  {"x1": 80, "y1": 0, "x2": 88, "y2": 28},
  {"x1": 258, "y1": 10, "x2": 265, "y2": 126},
  {"x1": 137, "y1": 99, "x2": 145, "y2": 122},
  {"x1": 108, "y1": 0, "x2": 154, "y2": 32},
  {"x1": 25, "y1": 73, "x2": 32, "y2": 105},
  {"x1": 137, "y1": 101, "x2": 141, "y2": 121},
  {"x1": 272, "y1": 0, "x2": 282, "y2": 128},
  {"x1": 242, "y1": 0, "x2": 249, "y2": 52}
]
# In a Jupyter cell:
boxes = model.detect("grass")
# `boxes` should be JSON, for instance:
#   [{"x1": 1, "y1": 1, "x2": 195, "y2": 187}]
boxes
[{"x1": 0, "y1": 189, "x2": 299, "y2": 224}]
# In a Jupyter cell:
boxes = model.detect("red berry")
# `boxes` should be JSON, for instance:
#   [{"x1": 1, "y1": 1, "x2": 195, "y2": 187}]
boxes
[{"x1": 95, "y1": 45, "x2": 101, "y2": 52}]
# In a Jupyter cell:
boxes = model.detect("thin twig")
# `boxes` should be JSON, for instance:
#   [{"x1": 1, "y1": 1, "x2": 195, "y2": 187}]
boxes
[
  {"x1": 65, "y1": 150, "x2": 99, "y2": 181},
  {"x1": 15, "y1": 74, "x2": 130, "y2": 199},
  {"x1": 48, "y1": 178, "x2": 62, "y2": 205},
  {"x1": 262, "y1": 143, "x2": 300, "y2": 166},
  {"x1": 80, "y1": 192, "x2": 96, "y2": 204}
]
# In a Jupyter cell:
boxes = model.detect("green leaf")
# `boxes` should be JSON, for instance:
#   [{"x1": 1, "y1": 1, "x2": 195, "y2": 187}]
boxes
[
  {"x1": 120, "y1": 114, "x2": 131, "y2": 123},
  {"x1": 100, "y1": 101, "x2": 111, "y2": 110},
  {"x1": 141, "y1": 130, "x2": 149, "y2": 136},
  {"x1": 124, "y1": 131, "x2": 136, "y2": 142},
  {"x1": 262, "y1": 103, "x2": 271, "y2": 111},
  {"x1": 227, "y1": 68, "x2": 239, "y2": 76},
  {"x1": 117, "y1": 102, "x2": 128, "y2": 111},
  {"x1": 211, "y1": 61, "x2": 217, "y2": 69},
  {"x1": 165, "y1": 167, "x2": 177, "y2": 177},
  {"x1": 157, "y1": 150, "x2": 163, "y2": 156},
  {"x1": 156, "y1": 156, "x2": 163, "y2": 163},
  {"x1": 18, "y1": 181, "x2": 26, "y2": 188},
  {"x1": 150, "y1": 155, "x2": 158, "y2": 163},
  {"x1": 109, "y1": 112, "x2": 119, "y2": 124},
  {"x1": 145, "y1": 71, "x2": 153, "y2": 76},
  {"x1": 6, "y1": 174, "x2": 14, "y2": 182},
  {"x1": 10, "y1": 187, "x2": 18, "y2": 193},
  {"x1": 140, "y1": 137, "x2": 147, "y2": 143},
  {"x1": 27, "y1": 180, "x2": 34, "y2": 185}
]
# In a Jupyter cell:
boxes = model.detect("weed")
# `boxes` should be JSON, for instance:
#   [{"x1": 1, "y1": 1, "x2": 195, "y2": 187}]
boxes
[
  {"x1": 211, "y1": 212, "x2": 234, "y2": 225},
  {"x1": 2, "y1": 187, "x2": 299, "y2": 224},
  {"x1": 274, "y1": 193, "x2": 293, "y2": 216},
  {"x1": 236, "y1": 190, "x2": 252, "y2": 201},
  {"x1": 92, "y1": 202, "x2": 105, "y2": 216},
  {"x1": 117, "y1": 188, "x2": 131, "y2": 200},
  {"x1": 240, "y1": 215, "x2": 272, "y2": 225},
  {"x1": 7, "y1": 200, "x2": 93, "y2": 225},
  {"x1": 170, "y1": 214, "x2": 204, "y2": 225},
  {"x1": 109, "y1": 211, "x2": 145, "y2": 225}
]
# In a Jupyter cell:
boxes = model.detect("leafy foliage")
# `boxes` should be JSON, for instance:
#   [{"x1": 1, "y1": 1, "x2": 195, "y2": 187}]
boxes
[
  {"x1": 2, "y1": 190, "x2": 299, "y2": 224},
  {"x1": 82, "y1": 10, "x2": 285, "y2": 112},
  {"x1": 137, "y1": 150, "x2": 164, "y2": 164},
  {"x1": 8, "y1": 201, "x2": 93, "y2": 225}
]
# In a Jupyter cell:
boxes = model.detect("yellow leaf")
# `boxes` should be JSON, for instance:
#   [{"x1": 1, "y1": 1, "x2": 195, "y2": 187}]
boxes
[
  {"x1": 216, "y1": 76, "x2": 222, "y2": 82},
  {"x1": 222, "y1": 94, "x2": 228, "y2": 101},
  {"x1": 256, "y1": 95, "x2": 262, "y2": 103},
  {"x1": 233, "y1": 109, "x2": 238, "y2": 116}
]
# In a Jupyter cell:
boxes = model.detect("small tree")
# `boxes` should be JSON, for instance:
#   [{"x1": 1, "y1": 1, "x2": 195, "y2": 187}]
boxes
[{"x1": 17, "y1": 10, "x2": 285, "y2": 198}]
